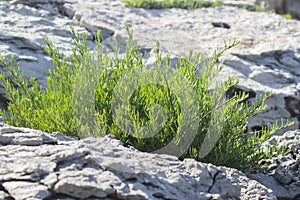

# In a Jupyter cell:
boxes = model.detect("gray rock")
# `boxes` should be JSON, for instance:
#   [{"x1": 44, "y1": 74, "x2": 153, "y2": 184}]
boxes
[
  {"x1": 0, "y1": 95, "x2": 7, "y2": 113},
  {"x1": 3, "y1": 181, "x2": 51, "y2": 200},
  {"x1": 0, "y1": 191, "x2": 10, "y2": 200},
  {"x1": 286, "y1": 0, "x2": 300, "y2": 19},
  {"x1": 0, "y1": 116, "x2": 4, "y2": 127},
  {"x1": 248, "y1": 130, "x2": 300, "y2": 199},
  {"x1": 256, "y1": 0, "x2": 300, "y2": 19},
  {"x1": 0, "y1": 0, "x2": 93, "y2": 90},
  {"x1": 0, "y1": 125, "x2": 276, "y2": 199}
]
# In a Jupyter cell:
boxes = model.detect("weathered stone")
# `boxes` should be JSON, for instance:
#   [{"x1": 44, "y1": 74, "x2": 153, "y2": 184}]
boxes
[
  {"x1": 0, "y1": 125, "x2": 276, "y2": 199},
  {"x1": 0, "y1": 0, "x2": 93, "y2": 90},
  {"x1": 0, "y1": 116, "x2": 4, "y2": 127},
  {"x1": 3, "y1": 181, "x2": 51, "y2": 200},
  {"x1": 256, "y1": 0, "x2": 300, "y2": 19},
  {"x1": 0, "y1": 125, "x2": 64, "y2": 145},
  {"x1": 0, "y1": 191, "x2": 10, "y2": 200},
  {"x1": 247, "y1": 130, "x2": 300, "y2": 199},
  {"x1": 286, "y1": 0, "x2": 300, "y2": 19}
]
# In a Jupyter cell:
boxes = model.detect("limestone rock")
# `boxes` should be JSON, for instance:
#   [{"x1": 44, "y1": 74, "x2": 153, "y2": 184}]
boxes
[
  {"x1": 255, "y1": 0, "x2": 287, "y2": 14},
  {"x1": 0, "y1": 124, "x2": 276, "y2": 200},
  {"x1": 286, "y1": 0, "x2": 300, "y2": 19},
  {"x1": 247, "y1": 129, "x2": 300, "y2": 200},
  {"x1": 0, "y1": 116, "x2": 3, "y2": 127},
  {"x1": 256, "y1": 0, "x2": 300, "y2": 19},
  {"x1": 0, "y1": 0, "x2": 93, "y2": 90}
]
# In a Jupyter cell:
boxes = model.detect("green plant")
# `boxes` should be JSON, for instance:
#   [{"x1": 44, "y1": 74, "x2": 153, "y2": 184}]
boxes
[
  {"x1": 0, "y1": 47, "x2": 77, "y2": 136},
  {"x1": 122, "y1": 0, "x2": 224, "y2": 9},
  {"x1": 0, "y1": 27, "x2": 292, "y2": 172},
  {"x1": 283, "y1": 13, "x2": 293, "y2": 20}
]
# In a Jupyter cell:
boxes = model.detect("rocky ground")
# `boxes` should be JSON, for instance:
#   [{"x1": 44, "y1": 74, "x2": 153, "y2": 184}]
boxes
[
  {"x1": 0, "y1": 123, "x2": 278, "y2": 200},
  {"x1": 0, "y1": 0, "x2": 299, "y2": 199},
  {"x1": 0, "y1": 121, "x2": 298, "y2": 199}
]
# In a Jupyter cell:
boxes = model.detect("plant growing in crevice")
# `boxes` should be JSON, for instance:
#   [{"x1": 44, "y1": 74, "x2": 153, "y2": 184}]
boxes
[{"x1": 0, "y1": 26, "x2": 292, "y2": 172}]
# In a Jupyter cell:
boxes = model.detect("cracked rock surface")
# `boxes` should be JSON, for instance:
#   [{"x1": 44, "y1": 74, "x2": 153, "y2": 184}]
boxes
[
  {"x1": 248, "y1": 130, "x2": 300, "y2": 200},
  {"x1": 0, "y1": 0, "x2": 92, "y2": 89},
  {"x1": 0, "y1": 124, "x2": 276, "y2": 200}
]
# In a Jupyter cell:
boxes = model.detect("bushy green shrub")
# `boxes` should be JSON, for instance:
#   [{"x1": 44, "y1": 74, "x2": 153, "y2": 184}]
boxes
[{"x1": 0, "y1": 26, "x2": 291, "y2": 172}]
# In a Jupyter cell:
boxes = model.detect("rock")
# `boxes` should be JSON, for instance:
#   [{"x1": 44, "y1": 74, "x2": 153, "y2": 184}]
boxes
[
  {"x1": 0, "y1": 116, "x2": 3, "y2": 127},
  {"x1": 10, "y1": 0, "x2": 66, "y2": 5},
  {"x1": 255, "y1": 0, "x2": 287, "y2": 14},
  {"x1": 286, "y1": 0, "x2": 300, "y2": 19},
  {"x1": 3, "y1": 181, "x2": 51, "y2": 200},
  {"x1": 0, "y1": 124, "x2": 276, "y2": 199},
  {"x1": 247, "y1": 130, "x2": 300, "y2": 200},
  {"x1": 256, "y1": 0, "x2": 300, "y2": 19},
  {"x1": 0, "y1": 0, "x2": 93, "y2": 90},
  {"x1": 0, "y1": 94, "x2": 8, "y2": 113}
]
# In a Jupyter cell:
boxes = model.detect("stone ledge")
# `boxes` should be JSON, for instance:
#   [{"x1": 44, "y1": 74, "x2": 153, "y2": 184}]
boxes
[{"x1": 0, "y1": 125, "x2": 276, "y2": 200}]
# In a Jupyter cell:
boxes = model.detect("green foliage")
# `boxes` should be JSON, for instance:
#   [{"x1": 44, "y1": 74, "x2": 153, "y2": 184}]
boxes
[
  {"x1": 122, "y1": 0, "x2": 224, "y2": 9},
  {"x1": 0, "y1": 43, "x2": 77, "y2": 136},
  {"x1": 283, "y1": 13, "x2": 293, "y2": 20},
  {"x1": 0, "y1": 27, "x2": 292, "y2": 172}
]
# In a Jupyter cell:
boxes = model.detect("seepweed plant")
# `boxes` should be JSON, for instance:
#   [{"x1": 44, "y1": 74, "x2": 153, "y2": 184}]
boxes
[{"x1": 0, "y1": 26, "x2": 292, "y2": 172}]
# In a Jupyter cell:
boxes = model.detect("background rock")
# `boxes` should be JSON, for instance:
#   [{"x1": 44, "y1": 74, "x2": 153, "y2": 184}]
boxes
[
  {"x1": 256, "y1": 0, "x2": 300, "y2": 19},
  {"x1": 0, "y1": 0, "x2": 93, "y2": 89},
  {"x1": 247, "y1": 130, "x2": 300, "y2": 200},
  {"x1": 0, "y1": 124, "x2": 276, "y2": 200}
]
